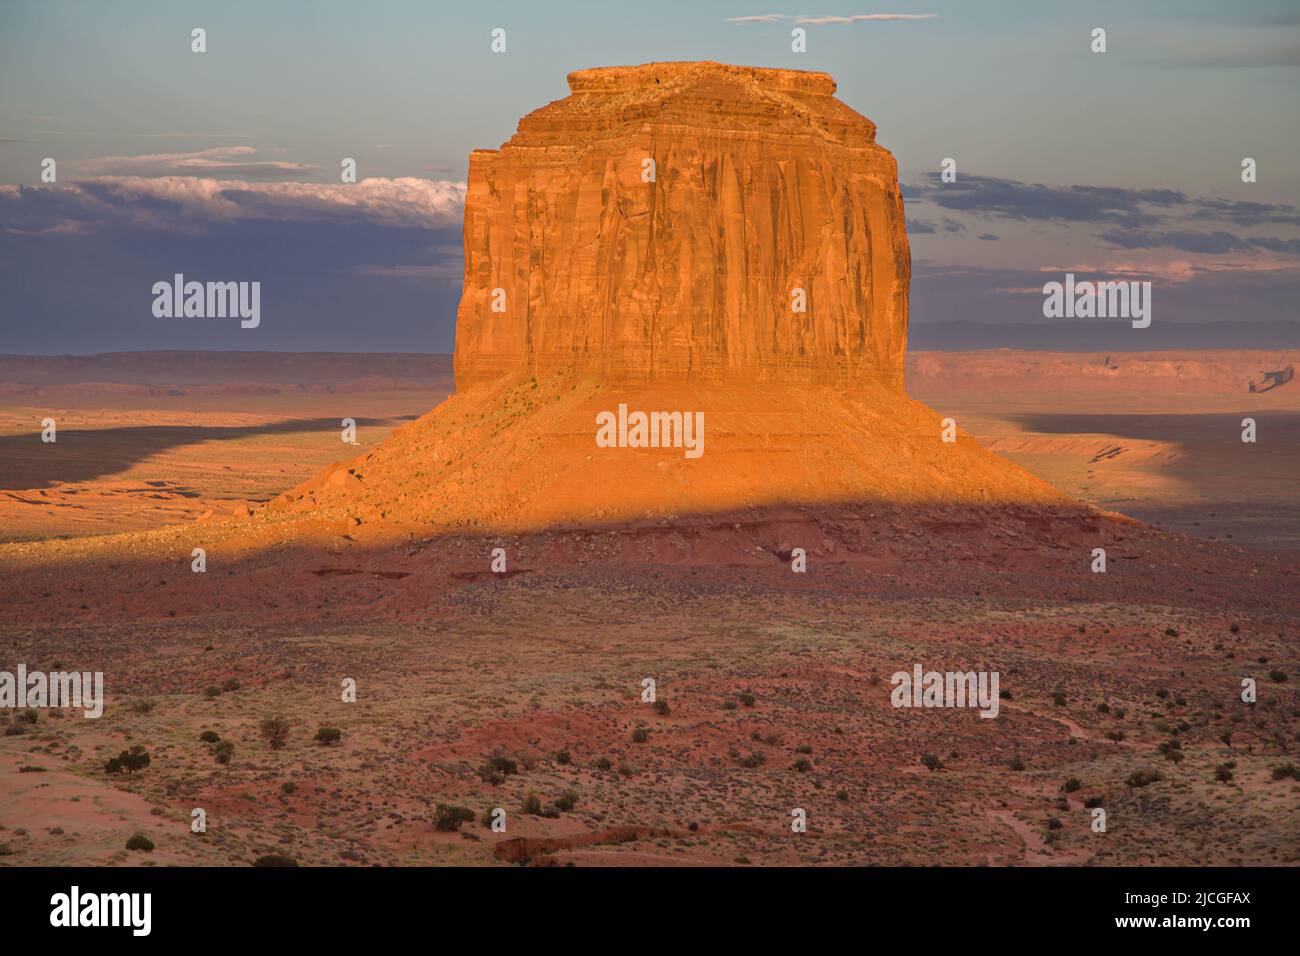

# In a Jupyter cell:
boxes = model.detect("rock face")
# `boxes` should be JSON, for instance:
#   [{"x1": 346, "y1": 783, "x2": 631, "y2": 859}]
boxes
[{"x1": 455, "y1": 61, "x2": 910, "y2": 390}]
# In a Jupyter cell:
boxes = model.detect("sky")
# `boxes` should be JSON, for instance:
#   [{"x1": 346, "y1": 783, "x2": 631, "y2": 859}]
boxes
[{"x1": 2, "y1": 0, "x2": 1299, "y2": 354}]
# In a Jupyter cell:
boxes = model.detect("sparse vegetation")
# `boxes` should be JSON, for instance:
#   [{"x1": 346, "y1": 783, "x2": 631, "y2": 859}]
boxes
[
  {"x1": 105, "y1": 745, "x2": 150, "y2": 775},
  {"x1": 1126, "y1": 769, "x2": 1164, "y2": 788},
  {"x1": 259, "y1": 716, "x2": 291, "y2": 749},
  {"x1": 434, "y1": 804, "x2": 476, "y2": 831},
  {"x1": 314, "y1": 727, "x2": 342, "y2": 746},
  {"x1": 125, "y1": 833, "x2": 154, "y2": 853},
  {"x1": 921, "y1": 753, "x2": 944, "y2": 772}
]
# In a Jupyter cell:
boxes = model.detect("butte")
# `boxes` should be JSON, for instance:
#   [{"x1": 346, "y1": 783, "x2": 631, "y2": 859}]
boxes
[{"x1": 269, "y1": 61, "x2": 1068, "y2": 536}]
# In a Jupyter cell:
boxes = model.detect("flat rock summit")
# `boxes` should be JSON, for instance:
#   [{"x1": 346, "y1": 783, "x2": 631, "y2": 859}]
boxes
[{"x1": 267, "y1": 61, "x2": 1065, "y2": 533}]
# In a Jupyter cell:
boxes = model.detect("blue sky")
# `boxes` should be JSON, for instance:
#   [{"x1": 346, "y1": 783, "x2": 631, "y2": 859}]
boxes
[{"x1": 2, "y1": 0, "x2": 1299, "y2": 353}]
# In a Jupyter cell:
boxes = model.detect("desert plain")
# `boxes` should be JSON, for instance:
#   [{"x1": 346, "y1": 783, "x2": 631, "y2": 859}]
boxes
[{"x1": 0, "y1": 347, "x2": 1296, "y2": 867}]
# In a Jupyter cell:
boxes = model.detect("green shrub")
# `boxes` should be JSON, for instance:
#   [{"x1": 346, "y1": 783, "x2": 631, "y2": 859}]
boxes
[
  {"x1": 1061, "y1": 777, "x2": 1081, "y2": 793},
  {"x1": 259, "y1": 716, "x2": 290, "y2": 749},
  {"x1": 1126, "y1": 769, "x2": 1163, "y2": 788},
  {"x1": 631, "y1": 727, "x2": 649, "y2": 743},
  {"x1": 434, "y1": 804, "x2": 476, "y2": 832},
  {"x1": 105, "y1": 745, "x2": 150, "y2": 775},
  {"x1": 199, "y1": 730, "x2": 220, "y2": 743},
  {"x1": 314, "y1": 727, "x2": 342, "y2": 746},
  {"x1": 252, "y1": 854, "x2": 298, "y2": 867},
  {"x1": 921, "y1": 753, "x2": 944, "y2": 772},
  {"x1": 521, "y1": 793, "x2": 543, "y2": 815},
  {"x1": 125, "y1": 833, "x2": 154, "y2": 852}
]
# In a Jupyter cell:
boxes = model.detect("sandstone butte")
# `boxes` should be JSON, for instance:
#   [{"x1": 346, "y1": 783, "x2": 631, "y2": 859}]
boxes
[{"x1": 268, "y1": 62, "x2": 1070, "y2": 535}]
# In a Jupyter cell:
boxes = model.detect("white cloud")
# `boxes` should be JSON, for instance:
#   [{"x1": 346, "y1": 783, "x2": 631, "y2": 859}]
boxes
[
  {"x1": 0, "y1": 176, "x2": 467, "y2": 234},
  {"x1": 70, "y1": 146, "x2": 317, "y2": 179}
]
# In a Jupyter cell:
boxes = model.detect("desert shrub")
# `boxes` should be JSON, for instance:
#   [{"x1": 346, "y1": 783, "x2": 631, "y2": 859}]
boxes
[
  {"x1": 18, "y1": 765, "x2": 46, "y2": 773},
  {"x1": 434, "y1": 804, "x2": 476, "y2": 832},
  {"x1": 553, "y1": 790, "x2": 578, "y2": 812},
  {"x1": 280, "y1": 781, "x2": 296, "y2": 795},
  {"x1": 921, "y1": 754, "x2": 944, "y2": 772},
  {"x1": 653, "y1": 699, "x2": 671, "y2": 716},
  {"x1": 555, "y1": 749, "x2": 572, "y2": 765},
  {"x1": 792, "y1": 758, "x2": 812, "y2": 772},
  {"x1": 722, "y1": 700, "x2": 737, "y2": 711},
  {"x1": 1083, "y1": 796, "x2": 1104, "y2": 809},
  {"x1": 314, "y1": 727, "x2": 342, "y2": 746},
  {"x1": 631, "y1": 727, "x2": 649, "y2": 743},
  {"x1": 1214, "y1": 765, "x2": 1235, "y2": 784},
  {"x1": 204, "y1": 686, "x2": 222, "y2": 698},
  {"x1": 259, "y1": 717, "x2": 291, "y2": 750},
  {"x1": 1270, "y1": 670, "x2": 1288, "y2": 683},
  {"x1": 740, "y1": 752, "x2": 765, "y2": 768},
  {"x1": 999, "y1": 689, "x2": 1012, "y2": 700},
  {"x1": 1106, "y1": 730, "x2": 1126, "y2": 742},
  {"x1": 1270, "y1": 763, "x2": 1300, "y2": 781},
  {"x1": 125, "y1": 833, "x2": 154, "y2": 852},
  {"x1": 19, "y1": 709, "x2": 38, "y2": 724},
  {"x1": 1047, "y1": 817, "x2": 1063, "y2": 830},
  {"x1": 252, "y1": 854, "x2": 298, "y2": 867},
  {"x1": 795, "y1": 744, "x2": 812, "y2": 755},
  {"x1": 1051, "y1": 690, "x2": 1067, "y2": 707},
  {"x1": 128, "y1": 699, "x2": 156, "y2": 715},
  {"x1": 105, "y1": 745, "x2": 150, "y2": 775},
  {"x1": 738, "y1": 692, "x2": 756, "y2": 708},
  {"x1": 3, "y1": 724, "x2": 25, "y2": 737},
  {"x1": 521, "y1": 793, "x2": 543, "y2": 815},
  {"x1": 1061, "y1": 777, "x2": 1081, "y2": 793},
  {"x1": 1156, "y1": 689, "x2": 1169, "y2": 700},
  {"x1": 214, "y1": 741, "x2": 235, "y2": 764},
  {"x1": 1126, "y1": 769, "x2": 1163, "y2": 788},
  {"x1": 199, "y1": 730, "x2": 220, "y2": 743},
  {"x1": 1008, "y1": 756, "x2": 1026, "y2": 771},
  {"x1": 593, "y1": 756, "x2": 612, "y2": 771},
  {"x1": 221, "y1": 677, "x2": 240, "y2": 692},
  {"x1": 1096, "y1": 702, "x2": 1110, "y2": 713},
  {"x1": 836, "y1": 789, "x2": 849, "y2": 801}
]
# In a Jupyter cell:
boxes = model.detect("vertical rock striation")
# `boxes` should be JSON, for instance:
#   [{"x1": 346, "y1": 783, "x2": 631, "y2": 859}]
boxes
[{"x1": 455, "y1": 61, "x2": 911, "y2": 390}]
